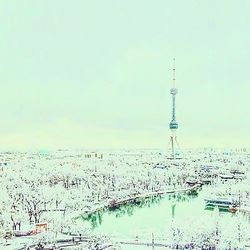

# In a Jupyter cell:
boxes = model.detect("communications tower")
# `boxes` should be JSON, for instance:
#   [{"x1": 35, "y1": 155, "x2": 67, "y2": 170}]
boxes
[{"x1": 169, "y1": 58, "x2": 179, "y2": 159}]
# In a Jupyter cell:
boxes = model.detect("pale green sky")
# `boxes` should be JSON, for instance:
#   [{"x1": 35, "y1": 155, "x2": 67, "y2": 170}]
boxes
[{"x1": 0, "y1": 0, "x2": 249, "y2": 150}]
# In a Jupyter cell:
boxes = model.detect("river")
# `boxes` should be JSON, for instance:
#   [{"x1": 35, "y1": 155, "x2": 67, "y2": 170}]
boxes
[{"x1": 79, "y1": 185, "x2": 249, "y2": 249}]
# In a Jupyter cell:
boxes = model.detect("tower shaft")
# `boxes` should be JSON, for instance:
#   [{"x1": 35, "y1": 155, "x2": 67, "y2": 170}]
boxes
[
  {"x1": 172, "y1": 93, "x2": 176, "y2": 121},
  {"x1": 169, "y1": 58, "x2": 179, "y2": 159},
  {"x1": 170, "y1": 135, "x2": 175, "y2": 159}
]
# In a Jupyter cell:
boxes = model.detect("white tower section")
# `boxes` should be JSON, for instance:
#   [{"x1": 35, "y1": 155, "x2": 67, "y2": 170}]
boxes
[{"x1": 169, "y1": 58, "x2": 179, "y2": 159}]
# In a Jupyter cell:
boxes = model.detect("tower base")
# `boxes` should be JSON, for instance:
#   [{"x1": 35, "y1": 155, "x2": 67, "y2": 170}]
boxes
[{"x1": 168, "y1": 132, "x2": 181, "y2": 159}]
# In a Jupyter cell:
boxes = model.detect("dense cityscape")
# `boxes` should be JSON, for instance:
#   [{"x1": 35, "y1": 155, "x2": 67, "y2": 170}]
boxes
[{"x1": 0, "y1": 148, "x2": 249, "y2": 249}]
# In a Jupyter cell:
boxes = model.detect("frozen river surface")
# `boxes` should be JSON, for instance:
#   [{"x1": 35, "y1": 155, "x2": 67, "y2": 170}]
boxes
[{"x1": 80, "y1": 185, "x2": 248, "y2": 249}]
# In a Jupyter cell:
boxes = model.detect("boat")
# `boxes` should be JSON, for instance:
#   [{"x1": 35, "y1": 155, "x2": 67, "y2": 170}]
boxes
[
  {"x1": 230, "y1": 169, "x2": 245, "y2": 175},
  {"x1": 219, "y1": 174, "x2": 234, "y2": 180},
  {"x1": 204, "y1": 197, "x2": 239, "y2": 211},
  {"x1": 14, "y1": 231, "x2": 31, "y2": 237},
  {"x1": 233, "y1": 175, "x2": 245, "y2": 180},
  {"x1": 228, "y1": 205, "x2": 238, "y2": 213}
]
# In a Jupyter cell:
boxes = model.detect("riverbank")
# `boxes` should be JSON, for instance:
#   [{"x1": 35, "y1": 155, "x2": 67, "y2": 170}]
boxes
[
  {"x1": 78, "y1": 184, "x2": 250, "y2": 250},
  {"x1": 77, "y1": 184, "x2": 201, "y2": 219}
]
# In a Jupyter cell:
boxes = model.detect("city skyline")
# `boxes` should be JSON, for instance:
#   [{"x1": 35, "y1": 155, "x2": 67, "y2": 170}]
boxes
[{"x1": 0, "y1": 0, "x2": 250, "y2": 150}]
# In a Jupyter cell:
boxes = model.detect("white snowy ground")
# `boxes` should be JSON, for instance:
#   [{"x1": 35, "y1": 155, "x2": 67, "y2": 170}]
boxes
[{"x1": 0, "y1": 148, "x2": 249, "y2": 249}]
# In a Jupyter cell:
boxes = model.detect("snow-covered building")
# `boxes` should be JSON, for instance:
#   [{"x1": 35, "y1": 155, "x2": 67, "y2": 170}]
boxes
[{"x1": 84, "y1": 152, "x2": 103, "y2": 159}]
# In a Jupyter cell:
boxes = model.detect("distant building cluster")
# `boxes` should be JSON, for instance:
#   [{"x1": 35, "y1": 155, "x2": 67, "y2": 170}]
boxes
[{"x1": 85, "y1": 152, "x2": 103, "y2": 159}]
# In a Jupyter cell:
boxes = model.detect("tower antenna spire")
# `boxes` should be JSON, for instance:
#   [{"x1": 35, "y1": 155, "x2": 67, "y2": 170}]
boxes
[{"x1": 173, "y1": 58, "x2": 176, "y2": 88}]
